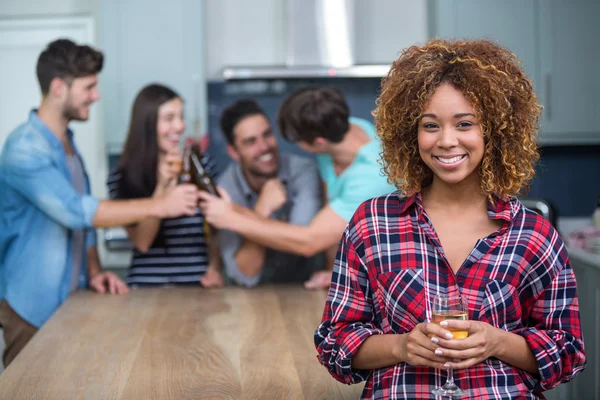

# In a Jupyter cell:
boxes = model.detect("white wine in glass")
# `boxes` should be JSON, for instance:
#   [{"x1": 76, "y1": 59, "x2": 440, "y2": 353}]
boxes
[
  {"x1": 431, "y1": 310, "x2": 469, "y2": 340},
  {"x1": 431, "y1": 293, "x2": 469, "y2": 397}
]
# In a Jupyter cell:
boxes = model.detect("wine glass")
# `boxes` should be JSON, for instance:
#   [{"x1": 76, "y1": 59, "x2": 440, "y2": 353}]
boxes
[{"x1": 431, "y1": 293, "x2": 469, "y2": 397}]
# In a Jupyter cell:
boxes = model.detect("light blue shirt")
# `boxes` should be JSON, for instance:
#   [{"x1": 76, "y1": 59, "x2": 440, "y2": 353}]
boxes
[
  {"x1": 0, "y1": 111, "x2": 99, "y2": 327},
  {"x1": 317, "y1": 117, "x2": 397, "y2": 222}
]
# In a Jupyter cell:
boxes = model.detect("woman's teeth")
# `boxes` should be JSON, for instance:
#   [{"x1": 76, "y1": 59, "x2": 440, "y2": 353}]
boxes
[{"x1": 436, "y1": 155, "x2": 465, "y2": 164}]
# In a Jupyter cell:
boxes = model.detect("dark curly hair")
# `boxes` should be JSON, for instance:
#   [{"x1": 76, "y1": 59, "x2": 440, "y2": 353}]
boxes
[{"x1": 373, "y1": 39, "x2": 541, "y2": 199}]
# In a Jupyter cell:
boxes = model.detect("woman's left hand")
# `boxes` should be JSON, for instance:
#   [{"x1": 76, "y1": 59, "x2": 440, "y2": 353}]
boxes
[{"x1": 430, "y1": 320, "x2": 502, "y2": 370}]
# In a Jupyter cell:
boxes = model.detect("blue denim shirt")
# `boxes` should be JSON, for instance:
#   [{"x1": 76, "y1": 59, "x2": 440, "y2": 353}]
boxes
[{"x1": 0, "y1": 111, "x2": 99, "y2": 327}]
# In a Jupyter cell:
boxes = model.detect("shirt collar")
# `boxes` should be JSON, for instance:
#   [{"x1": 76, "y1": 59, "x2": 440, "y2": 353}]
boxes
[
  {"x1": 404, "y1": 191, "x2": 515, "y2": 223},
  {"x1": 486, "y1": 196, "x2": 515, "y2": 223},
  {"x1": 29, "y1": 109, "x2": 74, "y2": 149}
]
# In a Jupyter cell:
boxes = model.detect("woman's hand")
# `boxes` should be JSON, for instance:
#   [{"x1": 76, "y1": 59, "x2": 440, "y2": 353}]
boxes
[
  {"x1": 156, "y1": 150, "x2": 183, "y2": 191},
  {"x1": 397, "y1": 322, "x2": 457, "y2": 369},
  {"x1": 429, "y1": 320, "x2": 502, "y2": 370}
]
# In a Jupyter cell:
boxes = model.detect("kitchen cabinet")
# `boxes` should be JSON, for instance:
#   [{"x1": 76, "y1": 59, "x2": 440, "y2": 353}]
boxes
[
  {"x1": 538, "y1": 1, "x2": 600, "y2": 144},
  {"x1": 430, "y1": 0, "x2": 600, "y2": 145},
  {"x1": 99, "y1": 0, "x2": 207, "y2": 151}
]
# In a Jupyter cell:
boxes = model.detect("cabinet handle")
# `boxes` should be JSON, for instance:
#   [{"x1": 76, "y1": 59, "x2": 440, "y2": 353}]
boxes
[{"x1": 545, "y1": 73, "x2": 552, "y2": 121}]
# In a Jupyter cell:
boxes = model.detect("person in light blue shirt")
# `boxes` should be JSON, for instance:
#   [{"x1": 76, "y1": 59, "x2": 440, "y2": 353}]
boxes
[
  {"x1": 0, "y1": 39, "x2": 200, "y2": 367},
  {"x1": 198, "y1": 87, "x2": 397, "y2": 290}
]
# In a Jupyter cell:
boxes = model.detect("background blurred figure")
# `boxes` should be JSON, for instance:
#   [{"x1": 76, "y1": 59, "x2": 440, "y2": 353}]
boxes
[
  {"x1": 107, "y1": 84, "x2": 223, "y2": 288},
  {"x1": 217, "y1": 99, "x2": 323, "y2": 287},
  {"x1": 199, "y1": 87, "x2": 397, "y2": 290},
  {"x1": 0, "y1": 40, "x2": 197, "y2": 368}
]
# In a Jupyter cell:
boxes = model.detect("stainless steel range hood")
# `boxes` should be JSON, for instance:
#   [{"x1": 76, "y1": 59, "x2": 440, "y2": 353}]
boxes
[{"x1": 222, "y1": 0, "x2": 391, "y2": 80}]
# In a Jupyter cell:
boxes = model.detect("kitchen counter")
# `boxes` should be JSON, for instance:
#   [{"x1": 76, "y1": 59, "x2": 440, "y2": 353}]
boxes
[
  {"x1": 550, "y1": 217, "x2": 600, "y2": 400},
  {"x1": 559, "y1": 217, "x2": 600, "y2": 271},
  {"x1": 0, "y1": 286, "x2": 363, "y2": 399}
]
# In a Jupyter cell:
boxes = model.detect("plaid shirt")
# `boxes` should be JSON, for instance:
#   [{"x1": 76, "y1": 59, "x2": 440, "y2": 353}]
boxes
[{"x1": 315, "y1": 192, "x2": 586, "y2": 399}]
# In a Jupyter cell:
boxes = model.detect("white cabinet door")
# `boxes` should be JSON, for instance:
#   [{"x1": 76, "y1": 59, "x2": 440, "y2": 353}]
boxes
[{"x1": 538, "y1": 0, "x2": 600, "y2": 144}]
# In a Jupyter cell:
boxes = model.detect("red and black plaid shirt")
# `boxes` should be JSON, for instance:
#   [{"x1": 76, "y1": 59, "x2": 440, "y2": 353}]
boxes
[{"x1": 315, "y1": 192, "x2": 586, "y2": 399}]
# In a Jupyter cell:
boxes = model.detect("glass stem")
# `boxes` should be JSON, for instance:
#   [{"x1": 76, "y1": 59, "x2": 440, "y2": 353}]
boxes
[{"x1": 446, "y1": 367, "x2": 455, "y2": 385}]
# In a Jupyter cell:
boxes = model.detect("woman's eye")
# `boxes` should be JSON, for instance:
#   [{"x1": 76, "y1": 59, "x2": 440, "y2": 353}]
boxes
[
  {"x1": 457, "y1": 121, "x2": 473, "y2": 128},
  {"x1": 423, "y1": 123, "x2": 438, "y2": 129}
]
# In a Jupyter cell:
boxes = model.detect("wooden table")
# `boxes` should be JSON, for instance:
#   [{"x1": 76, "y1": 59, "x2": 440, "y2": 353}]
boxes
[{"x1": 0, "y1": 286, "x2": 364, "y2": 399}]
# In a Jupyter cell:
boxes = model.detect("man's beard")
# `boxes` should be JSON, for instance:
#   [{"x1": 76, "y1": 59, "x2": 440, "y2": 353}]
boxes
[
  {"x1": 247, "y1": 164, "x2": 279, "y2": 179},
  {"x1": 62, "y1": 100, "x2": 88, "y2": 122},
  {"x1": 246, "y1": 155, "x2": 279, "y2": 179}
]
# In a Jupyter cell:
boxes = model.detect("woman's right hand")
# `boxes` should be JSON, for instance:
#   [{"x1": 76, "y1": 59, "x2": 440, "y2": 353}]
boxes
[
  {"x1": 397, "y1": 322, "x2": 456, "y2": 369},
  {"x1": 156, "y1": 151, "x2": 183, "y2": 191},
  {"x1": 158, "y1": 184, "x2": 199, "y2": 218}
]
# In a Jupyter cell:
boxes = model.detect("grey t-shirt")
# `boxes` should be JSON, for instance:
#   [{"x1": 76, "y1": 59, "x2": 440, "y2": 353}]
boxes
[
  {"x1": 217, "y1": 153, "x2": 324, "y2": 287},
  {"x1": 65, "y1": 154, "x2": 87, "y2": 293}
]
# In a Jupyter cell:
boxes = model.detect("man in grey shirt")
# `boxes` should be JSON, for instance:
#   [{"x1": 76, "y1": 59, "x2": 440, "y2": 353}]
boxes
[{"x1": 217, "y1": 99, "x2": 323, "y2": 287}]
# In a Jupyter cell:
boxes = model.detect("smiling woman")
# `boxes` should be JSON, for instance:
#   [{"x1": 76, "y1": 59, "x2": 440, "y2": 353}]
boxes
[
  {"x1": 314, "y1": 39, "x2": 586, "y2": 399},
  {"x1": 106, "y1": 83, "x2": 223, "y2": 288}
]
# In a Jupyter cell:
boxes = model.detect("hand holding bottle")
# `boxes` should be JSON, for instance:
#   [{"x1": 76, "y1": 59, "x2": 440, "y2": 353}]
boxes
[
  {"x1": 157, "y1": 150, "x2": 183, "y2": 190},
  {"x1": 157, "y1": 184, "x2": 200, "y2": 218}
]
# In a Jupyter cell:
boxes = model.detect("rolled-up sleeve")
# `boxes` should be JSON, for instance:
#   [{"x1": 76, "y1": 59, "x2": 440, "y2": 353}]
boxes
[
  {"x1": 314, "y1": 226, "x2": 382, "y2": 384},
  {"x1": 2, "y1": 143, "x2": 99, "y2": 229},
  {"x1": 516, "y1": 255, "x2": 586, "y2": 391}
]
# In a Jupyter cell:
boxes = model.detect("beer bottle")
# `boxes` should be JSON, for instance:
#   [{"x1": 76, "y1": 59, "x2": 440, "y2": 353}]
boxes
[
  {"x1": 189, "y1": 145, "x2": 220, "y2": 198},
  {"x1": 178, "y1": 141, "x2": 219, "y2": 240}
]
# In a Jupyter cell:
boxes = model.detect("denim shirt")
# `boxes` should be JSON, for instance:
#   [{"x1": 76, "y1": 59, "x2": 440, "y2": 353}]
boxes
[{"x1": 0, "y1": 111, "x2": 99, "y2": 327}]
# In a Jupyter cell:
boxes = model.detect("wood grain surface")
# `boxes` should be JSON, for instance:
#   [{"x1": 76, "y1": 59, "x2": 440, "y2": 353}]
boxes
[{"x1": 0, "y1": 286, "x2": 364, "y2": 399}]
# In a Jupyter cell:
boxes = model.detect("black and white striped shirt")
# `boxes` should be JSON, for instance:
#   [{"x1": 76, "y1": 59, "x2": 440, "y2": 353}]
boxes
[{"x1": 106, "y1": 154, "x2": 216, "y2": 286}]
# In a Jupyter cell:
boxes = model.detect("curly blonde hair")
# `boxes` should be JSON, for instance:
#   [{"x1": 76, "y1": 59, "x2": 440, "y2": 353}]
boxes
[{"x1": 373, "y1": 39, "x2": 541, "y2": 199}]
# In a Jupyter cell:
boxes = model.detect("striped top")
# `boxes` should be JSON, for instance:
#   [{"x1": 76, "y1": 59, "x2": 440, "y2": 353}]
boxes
[{"x1": 106, "y1": 153, "x2": 216, "y2": 287}]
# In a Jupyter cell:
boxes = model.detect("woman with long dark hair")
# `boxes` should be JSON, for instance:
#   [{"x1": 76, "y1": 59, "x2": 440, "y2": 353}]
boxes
[{"x1": 107, "y1": 83, "x2": 223, "y2": 287}]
